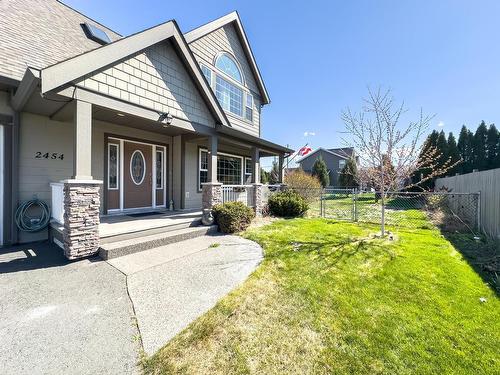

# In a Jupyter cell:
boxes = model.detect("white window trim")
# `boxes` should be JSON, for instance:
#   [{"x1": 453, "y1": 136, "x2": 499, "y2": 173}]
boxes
[
  {"x1": 214, "y1": 51, "x2": 246, "y2": 85},
  {"x1": 244, "y1": 157, "x2": 252, "y2": 177},
  {"x1": 130, "y1": 150, "x2": 146, "y2": 185},
  {"x1": 339, "y1": 159, "x2": 346, "y2": 169},
  {"x1": 199, "y1": 61, "x2": 255, "y2": 125},
  {"x1": 155, "y1": 149, "x2": 164, "y2": 190},
  {"x1": 199, "y1": 148, "x2": 245, "y2": 188},
  {"x1": 107, "y1": 143, "x2": 119, "y2": 190}
]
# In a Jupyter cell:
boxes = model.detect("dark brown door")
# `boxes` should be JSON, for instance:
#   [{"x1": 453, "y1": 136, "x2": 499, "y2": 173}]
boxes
[{"x1": 124, "y1": 141, "x2": 153, "y2": 209}]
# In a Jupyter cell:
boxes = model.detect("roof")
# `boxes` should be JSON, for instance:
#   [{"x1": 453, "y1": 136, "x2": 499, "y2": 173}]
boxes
[
  {"x1": 184, "y1": 11, "x2": 271, "y2": 104},
  {"x1": 0, "y1": 0, "x2": 121, "y2": 83},
  {"x1": 328, "y1": 147, "x2": 355, "y2": 158},
  {"x1": 296, "y1": 147, "x2": 348, "y2": 164}
]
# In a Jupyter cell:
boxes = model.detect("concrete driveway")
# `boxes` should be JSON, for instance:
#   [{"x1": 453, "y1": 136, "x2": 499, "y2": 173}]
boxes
[
  {"x1": 0, "y1": 234, "x2": 263, "y2": 373},
  {"x1": 0, "y1": 243, "x2": 139, "y2": 375}
]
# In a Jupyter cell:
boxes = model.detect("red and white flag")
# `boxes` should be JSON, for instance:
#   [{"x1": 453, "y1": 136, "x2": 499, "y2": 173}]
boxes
[{"x1": 298, "y1": 146, "x2": 312, "y2": 156}]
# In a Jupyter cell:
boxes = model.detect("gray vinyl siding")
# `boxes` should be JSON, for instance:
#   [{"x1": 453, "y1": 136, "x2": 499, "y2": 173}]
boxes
[
  {"x1": 189, "y1": 23, "x2": 261, "y2": 137},
  {"x1": 298, "y1": 150, "x2": 347, "y2": 187},
  {"x1": 77, "y1": 40, "x2": 215, "y2": 127}
]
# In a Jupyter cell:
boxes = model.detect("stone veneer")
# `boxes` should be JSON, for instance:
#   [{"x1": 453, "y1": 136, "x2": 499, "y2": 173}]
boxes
[
  {"x1": 202, "y1": 182, "x2": 223, "y2": 209},
  {"x1": 63, "y1": 181, "x2": 102, "y2": 259},
  {"x1": 252, "y1": 183, "x2": 263, "y2": 217}
]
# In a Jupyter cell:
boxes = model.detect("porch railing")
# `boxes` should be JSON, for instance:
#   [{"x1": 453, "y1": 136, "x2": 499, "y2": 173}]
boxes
[
  {"x1": 50, "y1": 182, "x2": 65, "y2": 224},
  {"x1": 221, "y1": 185, "x2": 255, "y2": 207}
]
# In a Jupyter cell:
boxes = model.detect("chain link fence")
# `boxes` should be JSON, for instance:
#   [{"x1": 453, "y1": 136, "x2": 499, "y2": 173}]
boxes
[{"x1": 284, "y1": 187, "x2": 480, "y2": 232}]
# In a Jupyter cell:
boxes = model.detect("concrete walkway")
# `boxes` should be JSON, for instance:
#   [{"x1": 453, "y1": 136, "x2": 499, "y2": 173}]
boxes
[
  {"x1": 107, "y1": 234, "x2": 263, "y2": 355},
  {"x1": 0, "y1": 234, "x2": 262, "y2": 372},
  {"x1": 0, "y1": 242, "x2": 140, "y2": 375}
]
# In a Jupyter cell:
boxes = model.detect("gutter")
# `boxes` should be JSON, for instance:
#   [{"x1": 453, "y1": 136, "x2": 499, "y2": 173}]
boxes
[
  {"x1": 11, "y1": 68, "x2": 40, "y2": 111},
  {"x1": 215, "y1": 124, "x2": 293, "y2": 155}
]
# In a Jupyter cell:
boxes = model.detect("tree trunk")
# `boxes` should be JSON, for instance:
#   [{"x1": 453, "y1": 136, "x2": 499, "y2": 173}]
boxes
[{"x1": 380, "y1": 189, "x2": 385, "y2": 236}]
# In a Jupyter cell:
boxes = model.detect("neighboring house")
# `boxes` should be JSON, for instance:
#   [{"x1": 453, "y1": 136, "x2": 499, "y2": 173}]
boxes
[
  {"x1": 296, "y1": 147, "x2": 357, "y2": 186},
  {"x1": 0, "y1": 0, "x2": 291, "y2": 257}
]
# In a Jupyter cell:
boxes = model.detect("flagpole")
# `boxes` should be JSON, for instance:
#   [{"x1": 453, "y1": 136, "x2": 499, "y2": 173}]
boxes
[{"x1": 286, "y1": 143, "x2": 309, "y2": 167}]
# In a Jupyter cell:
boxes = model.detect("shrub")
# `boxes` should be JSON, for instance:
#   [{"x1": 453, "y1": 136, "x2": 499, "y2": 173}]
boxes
[
  {"x1": 268, "y1": 190, "x2": 309, "y2": 217},
  {"x1": 285, "y1": 170, "x2": 321, "y2": 203},
  {"x1": 212, "y1": 201, "x2": 255, "y2": 233}
]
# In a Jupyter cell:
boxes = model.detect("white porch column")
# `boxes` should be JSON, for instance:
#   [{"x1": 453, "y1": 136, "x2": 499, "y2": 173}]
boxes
[
  {"x1": 250, "y1": 146, "x2": 263, "y2": 216},
  {"x1": 73, "y1": 100, "x2": 93, "y2": 180},
  {"x1": 251, "y1": 146, "x2": 260, "y2": 183},
  {"x1": 207, "y1": 135, "x2": 218, "y2": 183},
  {"x1": 202, "y1": 135, "x2": 222, "y2": 213}
]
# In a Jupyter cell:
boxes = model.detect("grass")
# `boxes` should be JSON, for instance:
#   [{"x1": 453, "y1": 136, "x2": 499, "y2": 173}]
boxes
[{"x1": 143, "y1": 218, "x2": 500, "y2": 374}]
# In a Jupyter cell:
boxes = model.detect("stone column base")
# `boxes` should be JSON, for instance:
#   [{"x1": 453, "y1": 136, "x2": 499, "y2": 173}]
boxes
[
  {"x1": 62, "y1": 179, "x2": 102, "y2": 259},
  {"x1": 252, "y1": 183, "x2": 263, "y2": 217},
  {"x1": 202, "y1": 182, "x2": 223, "y2": 210}
]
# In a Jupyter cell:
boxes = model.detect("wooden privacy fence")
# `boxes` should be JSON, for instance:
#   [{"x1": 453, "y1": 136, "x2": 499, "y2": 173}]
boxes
[{"x1": 436, "y1": 168, "x2": 500, "y2": 239}]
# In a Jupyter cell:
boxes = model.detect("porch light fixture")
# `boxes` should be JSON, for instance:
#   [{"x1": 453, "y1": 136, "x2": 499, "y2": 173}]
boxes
[
  {"x1": 116, "y1": 112, "x2": 125, "y2": 117},
  {"x1": 158, "y1": 111, "x2": 173, "y2": 127}
]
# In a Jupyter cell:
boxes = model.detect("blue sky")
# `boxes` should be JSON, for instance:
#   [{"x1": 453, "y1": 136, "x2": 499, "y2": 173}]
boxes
[{"x1": 66, "y1": 0, "x2": 500, "y2": 167}]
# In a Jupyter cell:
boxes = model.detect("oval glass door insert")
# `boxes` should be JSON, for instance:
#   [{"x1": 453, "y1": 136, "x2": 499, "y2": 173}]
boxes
[{"x1": 130, "y1": 150, "x2": 146, "y2": 185}]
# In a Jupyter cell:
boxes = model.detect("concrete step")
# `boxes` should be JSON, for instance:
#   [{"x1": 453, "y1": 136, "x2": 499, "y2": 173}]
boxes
[
  {"x1": 99, "y1": 218, "x2": 202, "y2": 244},
  {"x1": 99, "y1": 225, "x2": 218, "y2": 260}
]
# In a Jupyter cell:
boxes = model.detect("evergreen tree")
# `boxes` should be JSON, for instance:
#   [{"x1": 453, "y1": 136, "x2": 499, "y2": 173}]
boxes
[
  {"x1": 447, "y1": 132, "x2": 460, "y2": 175},
  {"x1": 311, "y1": 157, "x2": 330, "y2": 187},
  {"x1": 412, "y1": 130, "x2": 438, "y2": 189},
  {"x1": 457, "y1": 125, "x2": 473, "y2": 173},
  {"x1": 473, "y1": 121, "x2": 488, "y2": 171},
  {"x1": 338, "y1": 158, "x2": 359, "y2": 188},
  {"x1": 486, "y1": 124, "x2": 499, "y2": 169},
  {"x1": 269, "y1": 160, "x2": 280, "y2": 184},
  {"x1": 260, "y1": 168, "x2": 269, "y2": 184},
  {"x1": 436, "y1": 130, "x2": 449, "y2": 168}
]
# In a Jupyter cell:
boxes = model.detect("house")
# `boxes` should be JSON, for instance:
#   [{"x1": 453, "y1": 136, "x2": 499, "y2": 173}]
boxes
[
  {"x1": 296, "y1": 147, "x2": 357, "y2": 186},
  {"x1": 0, "y1": 0, "x2": 292, "y2": 258}
]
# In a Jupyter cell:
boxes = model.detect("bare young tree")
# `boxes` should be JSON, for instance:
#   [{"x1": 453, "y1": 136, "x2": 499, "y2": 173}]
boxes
[{"x1": 341, "y1": 87, "x2": 459, "y2": 236}]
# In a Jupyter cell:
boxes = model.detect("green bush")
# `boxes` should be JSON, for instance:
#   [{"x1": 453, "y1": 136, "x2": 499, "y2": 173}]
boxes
[
  {"x1": 268, "y1": 190, "x2": 309, "y2": 217},
  {"x1": 212, "y1": 201, "x2": 255, "y2": 233}
]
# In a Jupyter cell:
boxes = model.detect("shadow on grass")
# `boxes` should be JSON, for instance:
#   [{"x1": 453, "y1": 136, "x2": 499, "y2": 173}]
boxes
[
  {"x1": 266, "y1": 235, "x2": 396, "y2": 271},
  {"x1": 441, "y1": 231, "x2": 500, "y2": 297}
]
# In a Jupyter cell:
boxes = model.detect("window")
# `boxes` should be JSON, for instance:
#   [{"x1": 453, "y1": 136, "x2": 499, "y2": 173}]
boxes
[
  {"x1": 82, "y1": 22, "x2": 111, "y2": 44},
  {"x1": 199, "y1": 149, "x2": 244, "y2": 189},
  {"x1": 156, "y1": 150, "x2": 164, "y2": 189},
  {"x1": 245, "y1": 158, "x2": 252, "y2": 182},
  {"x1": 215, "y1": 76, "x2": 243, "y2": 117},
  {"x1": 339, "y1": 159, "x2": 346, "y2": 169},
  {"x1": 218, "y1": 154, "x2": 242, "y2": 185},
  {"x1": 245, "y1": 93, "x2": 253, "y2": 122},
  {"x1": 199, "y1": 149, "x2": 208, "y2": 189},
  {"x1": 215, "y1": 53, "x2": 243, "y2": 83},
  {"x1": 200, "y1": 64, "x2": 212, "y2": 85},
  {"x1": 108, "y1": 144, "x2": 119, "y2": 189},
  {"x1": 130, "y1": 150, "x2": 146, "y2": 185}
]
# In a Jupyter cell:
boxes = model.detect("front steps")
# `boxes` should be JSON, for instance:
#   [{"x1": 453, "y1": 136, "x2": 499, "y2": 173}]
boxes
[{"x1": 99, "y1": 225, "x2": 218, "y2": 260}]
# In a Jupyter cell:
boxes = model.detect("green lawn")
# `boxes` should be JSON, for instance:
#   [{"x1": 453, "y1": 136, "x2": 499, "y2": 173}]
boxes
[{"x1": 143, "y1": 219, "x2": 500, "y2": 374}]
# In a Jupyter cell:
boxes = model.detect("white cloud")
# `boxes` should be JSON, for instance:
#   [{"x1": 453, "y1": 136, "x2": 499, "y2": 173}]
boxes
[
  {"x1": 437, "y1": 121, "x2": 445, "y2": 127},
  {"x1": 303, "y1": 131, "x2": 316, "y2": 137}
]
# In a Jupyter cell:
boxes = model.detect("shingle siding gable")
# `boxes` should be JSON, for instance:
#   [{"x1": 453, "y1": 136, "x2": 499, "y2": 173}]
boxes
[
  {"x1": 76, "y1": 41, "x2": 214, "y2": 127},
  {"x1": 189, "y1": 23, "x2": 262, "y2": 136}
]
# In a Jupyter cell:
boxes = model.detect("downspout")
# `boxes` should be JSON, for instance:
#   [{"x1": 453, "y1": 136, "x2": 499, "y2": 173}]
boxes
[{"x1": 10, "y1": 110, "x2": 19, "y2": 244}]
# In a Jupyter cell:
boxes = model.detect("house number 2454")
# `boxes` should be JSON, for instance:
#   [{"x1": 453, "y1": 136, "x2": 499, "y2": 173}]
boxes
[{"x1": 35, "y1": 152, "x2": 64, "y2": 160}]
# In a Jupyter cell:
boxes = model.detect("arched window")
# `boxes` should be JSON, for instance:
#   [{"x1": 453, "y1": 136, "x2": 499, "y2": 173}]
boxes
[{"x1": 215, "y1": 53, "x2": 243, "y2": 83}]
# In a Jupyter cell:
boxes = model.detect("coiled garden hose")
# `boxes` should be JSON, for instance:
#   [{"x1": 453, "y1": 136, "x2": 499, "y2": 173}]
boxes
[{"x1": 15, "y1": 199, "x2": 51, "y2": 232}]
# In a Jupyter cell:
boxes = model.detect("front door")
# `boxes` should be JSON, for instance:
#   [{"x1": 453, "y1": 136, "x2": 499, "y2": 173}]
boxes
[
  {"x1": 105, "y1": 136, "x2": 167, "y2": 213},
  {"x1": 124, "y1": 141, "x2": 152, "y2": 209}
]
